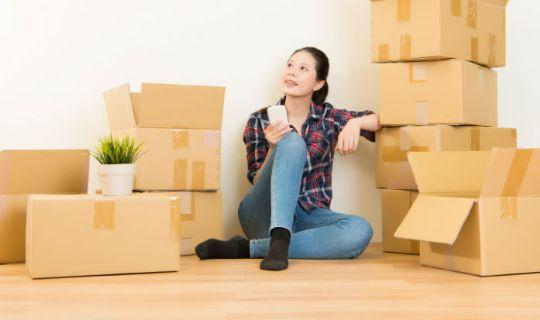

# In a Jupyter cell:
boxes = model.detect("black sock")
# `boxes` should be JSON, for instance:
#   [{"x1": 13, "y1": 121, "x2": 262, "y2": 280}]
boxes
[
  {"x1": 195, "y1": 235, "x2": 250, "y2": 260},
  {"x1": 260, "y1": 227, "x2": 291, "y2": 271}
]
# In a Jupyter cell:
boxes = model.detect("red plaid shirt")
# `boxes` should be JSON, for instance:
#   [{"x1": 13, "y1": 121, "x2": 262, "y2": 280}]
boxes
[{"x1": 242, "y1": 99, "x2": 375, "y2": 211}]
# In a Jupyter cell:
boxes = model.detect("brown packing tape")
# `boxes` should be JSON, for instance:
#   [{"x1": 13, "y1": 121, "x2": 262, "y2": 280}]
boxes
[
  {"x1": 488, "y1": 34, "x2": 497, "y2": 67},
  {"x1": 470, "y1": 127, "x2": 481, "y2": 151},
  {"x1": 382, "y1": 146, "x2": 430, "y2": 163},
  {"x1": 397, "y1": 0, "x2": 411, "y2": 22},
  {"x1": 499, "y1": 149, "x2": 535, "y2": 219},
  {"x1": 378, "y1": 44, "x2": 389, "y2": 62},
  {"x1": 192, "y1": 161, "x2": 206, "y2": 190},
  {"x1": 170, "y1": 198, "x2": 181, "y2": 240},
  {"x1": 174, "y1": 159, "x2": 188, "y2": 189},
  {"x1": 400, "y1": 35, "x2": 411, "y2": 60},
  {"x1": 180, "y1": 193, "x2": 196, "y2": 222},
  {"x1": 500, "y1": 196, "x2": 518, "y2": 220},
  {"x1": 452, "y1": 0, "x2": 462, "y2": 17},
  {"x1": 471, "y1": 37, "x2": 479, "y2": 62},
  {"x1": 172, "y1": 131, "x2": 190, "y2": 149},
  {"x1": 94, "y1": 200, "x2": 115, "y2": 230},
  {"x1": 467, "y1": 0, "x2": 478, "y2": 29}
]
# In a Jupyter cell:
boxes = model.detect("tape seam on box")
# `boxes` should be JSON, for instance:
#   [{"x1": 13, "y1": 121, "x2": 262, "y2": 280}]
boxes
[
  {"x1": 471, "y1": 37, "x2": 479, "y2": 62},
  {"x1": 452, "y1": 0, "x2": 462, "y2": 17},
  {"x1": 400, "y1": 35, "x2": 411, "y2": 60},
  {"x1": 416, "y1": 101, "x2": 429, "y2": 125},
  {"x1": 409, "y1": 63, "x2": 427, "y2": 83},
  {"x1": 470, "y1": 127, "x2": 481, "y2": 150},
  {"x1": 170, "y1": 198, "x2": 181, "y2": 240},
  {"x1": 192, "y1": 161, "x2": 206, "y2": 190},
  {"x1": 379, "y1": 44, "x2": 389, "y2": 61},
  {"x1": 173, "y1": 130, "x2": 190, "y2": 149},
  {"x1": 397, "y1": 0, "x2": 411, "y2": 22},
  {"x1": 180, "y1": 192, "x2": 196, "y2": 222},
  {"x1": 499, "y1": 149, "x2": 534, "y2": 219},
  {"x1": 488, "y1": 34, "x2": 497, "y2": 67},
  {"x1": 467, "y1": 0, "x2": 478, "y2": 29},
  {"x1": 94, "y1": 199, "x2": 115, "y2": 230}
]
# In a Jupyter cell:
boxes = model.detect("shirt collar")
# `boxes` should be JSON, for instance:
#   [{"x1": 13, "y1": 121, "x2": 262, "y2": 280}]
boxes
[{"x1": 276, "y1": 97, "x2": 322, "y2": 120}]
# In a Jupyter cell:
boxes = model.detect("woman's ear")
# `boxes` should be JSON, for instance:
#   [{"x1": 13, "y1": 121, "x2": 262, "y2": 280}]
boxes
[{"x1": 314, "y1": 80, "x2": 325, "y2": 92}]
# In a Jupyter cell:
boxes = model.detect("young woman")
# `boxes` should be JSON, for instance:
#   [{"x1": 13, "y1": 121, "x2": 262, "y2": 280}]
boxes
[{"x1": 196, "y1": 47, "x2": 381, "y2": 271}]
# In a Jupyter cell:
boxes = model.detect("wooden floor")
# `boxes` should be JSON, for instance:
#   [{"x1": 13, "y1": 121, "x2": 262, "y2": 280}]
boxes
[{"x1": 1, "y1": 243, "x2": 540, "y2": 320}]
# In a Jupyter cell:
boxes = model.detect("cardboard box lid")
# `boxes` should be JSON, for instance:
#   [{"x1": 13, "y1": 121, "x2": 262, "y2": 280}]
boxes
[
  {"x1": 394, "y1": 195, "x2": 475, "y2": 245},
  {"x1": 407, "y1": 150, "x2": 493, "y2": 195},
  {"x1": 408, "y1": 149, "x2": 540, "y2": 197},
  {"x1": 103, "y1": 83, "x2": 137, "y2": 130},
  {"x1": 0, "y1": 150, "x2": 89, "y2": 194}
]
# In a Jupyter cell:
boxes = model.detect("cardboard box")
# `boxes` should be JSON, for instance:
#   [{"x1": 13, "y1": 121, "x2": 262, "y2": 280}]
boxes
[
  {"x1": 113, "y1": 128, "x2": 221, "y2": 191},
  {"x1": 136, "y1": 191, "x2": 222, "y2": 256},
  {"x1": 104, "y1": 84, "x2": 222, "y2": 191},
  {"x1": 371, "y1": 0, "x2": 507, "y2": 68},
  {"x1": 376, "y1": 126, "x2": 516, "y2": 190},
  {"x1": 380, "y1": 59, "x2": 497, "y2": 126},
  {"x1": 0, "y1": 150, "x2": 89, "y2": 264},
  {"x1": 395, "y1": 148, "x2": 540, "y2": 276},
  {"x1": 381, "y1": 189, "x2": 419, "y2": 254},
  {"x1": 26, "y1": 194, "x2": 181, "y2": 279},
  {"x1": 104, "y1": 83, "x2": 224, "y2": 130}
]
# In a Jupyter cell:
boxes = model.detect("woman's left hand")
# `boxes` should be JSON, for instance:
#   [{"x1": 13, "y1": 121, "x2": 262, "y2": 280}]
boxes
[{"x1": 336, "y1": 117, "x2": 363, "y2": 156}]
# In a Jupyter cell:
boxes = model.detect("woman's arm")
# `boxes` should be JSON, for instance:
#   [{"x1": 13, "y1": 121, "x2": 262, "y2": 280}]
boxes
[{"x1": 349, "y1": 113, "x2": 381, "y2": 132}]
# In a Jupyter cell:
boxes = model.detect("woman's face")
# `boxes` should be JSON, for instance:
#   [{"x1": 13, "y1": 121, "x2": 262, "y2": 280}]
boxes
[{"x1": 281, "y1": 50, "x2": 325, "y2": 100}]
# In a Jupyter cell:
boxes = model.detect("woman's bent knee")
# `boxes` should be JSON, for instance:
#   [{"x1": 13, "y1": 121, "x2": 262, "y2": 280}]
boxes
[
  {"x1": 339, "y1": 216, "x2": 373, "y2": 259},
  {"x1": 276, "y1": 132, "x2": 307, "y2": 155}
]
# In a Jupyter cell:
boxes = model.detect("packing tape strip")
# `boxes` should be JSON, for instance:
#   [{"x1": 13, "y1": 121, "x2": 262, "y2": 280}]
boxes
[
  {"x1": 471, "y1": 37, "x2": 479, "y2": 62},
  {"x1": 172, "y1": 130, "x2": 190, "y2": 149},
  {"x1": 416, "y1": 101, "x2": 429, "y2": 125},
  {"x1": 94, "y1": 199, "x2": 115, "y2": 230},
  {"x1": 400, "y1": 35, "x2": 411, "y2": 60},
  {"x1": 378, "y1": 44, "x2": 389, "y2": 62},
  {"x1": 467, "y1": 0, "x2": 478, "y2": 29},
  {"x1": 180, "y1": 192, "x2": 196, "y2": 222},
  {"x1": 488, "y1": 34, "x2": 497, "y2": 67},
  {"x1": 470, "y1": 127, "x2": 481, "y2": 151},
  {"x1": 452, "y1": 0, "x2": 462, "y2": 17},
  {"x1": 173, "y1": 159, "x2": 188, "y2": 189},
  {"x1": 409, "y1": 63, "x2": 427, "y2": 83},
  {"x1": 170, "y1": 198, "x2": 181, "y2": 240},
  {"x1": 192, "y1": 161, "x2": 206, "y2": 190},
  {"x1": 382, "y1": 146, "x2": 430, "y2": 163},
  {"x1": 397, "y1": 0, "x2": 411, "y2": 22},
  {"x1": 499, "y1": 149, "x2": 534, "y2": 219}
]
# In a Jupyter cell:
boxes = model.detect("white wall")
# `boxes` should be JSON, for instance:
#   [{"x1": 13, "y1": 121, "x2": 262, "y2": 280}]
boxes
[{"x1": 0, "y1": 0, "x2": 538, "y2": 242}]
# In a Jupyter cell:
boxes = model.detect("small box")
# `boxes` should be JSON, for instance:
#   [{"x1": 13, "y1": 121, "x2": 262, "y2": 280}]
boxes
[{"x1": 395, "y1": 149, "x2": 540, "y2": 276}]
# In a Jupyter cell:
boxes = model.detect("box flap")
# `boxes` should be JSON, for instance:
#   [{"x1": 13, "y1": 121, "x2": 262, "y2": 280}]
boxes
[
  {"x1": 408, "y1": 151, "x2": 492, "y2": 195},
  {"x1": 103, "y1": 83, "x2": 137, "y2": 130},
  {"x1": 394, "y1": 195, "x2": 475, "y2": 245},
  {"x1": 481, "y1": 148, "x2": 540, "y2": 197}
]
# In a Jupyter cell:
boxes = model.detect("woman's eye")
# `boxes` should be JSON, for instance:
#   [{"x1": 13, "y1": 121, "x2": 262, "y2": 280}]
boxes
[
  {"x1": 300, "y1": 66, "x2": 307, "y2": 71},
  {"x1": 287, "y1": 62, "x2": 293, "y2": 68}
]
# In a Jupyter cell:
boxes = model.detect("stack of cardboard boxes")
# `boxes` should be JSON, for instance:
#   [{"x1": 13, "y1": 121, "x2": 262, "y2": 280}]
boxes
[
  {"x1": 370, "y1": 0, "x2": 530, "y2": 274},
  {"x1": 103, "y1": 83, "x2": 225, "y2": 256}
]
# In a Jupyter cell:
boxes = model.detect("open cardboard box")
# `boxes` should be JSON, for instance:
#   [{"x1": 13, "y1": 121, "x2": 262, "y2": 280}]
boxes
[
  {"x1": 0, "y1": 150, "x2": 89, "y2": 264},
  {"x1": 26, "y1": 194, "x2": 181, "y2": 279},
  {"x1": 379, "y1": 59, "x2": 497, "y2": 126},
  {"x1": 103, "y1": 83, "x2": 222, "y2": 191},
  {"x1": 376, "y1": 125, "x2": 516, "y2": 190},
  {"x1": 371, "y1": 0, "x2": 508, "y2": 68},
  {"x1": 395, "y1": 148, "x2": 540, "y2": 276}
]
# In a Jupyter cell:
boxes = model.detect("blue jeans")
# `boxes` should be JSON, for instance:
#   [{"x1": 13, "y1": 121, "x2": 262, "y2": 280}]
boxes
[{"x1": 238, "y1": 132, "x2": 373, "y2": 259}]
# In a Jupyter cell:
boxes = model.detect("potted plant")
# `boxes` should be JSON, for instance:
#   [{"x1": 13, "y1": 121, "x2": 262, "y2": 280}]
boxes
[{"x1": 92, "y1": 135, "x2": 144, "y2": 196}]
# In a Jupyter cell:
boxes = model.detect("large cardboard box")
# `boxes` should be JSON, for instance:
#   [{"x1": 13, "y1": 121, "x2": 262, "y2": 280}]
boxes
[
  {"x1": 26, "y1": 194, "x2": 181, "y2": 279},
  {"x1": 395, "y1": 149, "x2": 540, "y2": 276},
  {"x1": 0, "y1": 150, "x2": 89, "y2": 264},
  {"x1": 380, "y1": 59, "x2": 497, "y2": 126},
  {"x1": 371, "y1": 0, "x2": 508, "y2": 68},
  {"x1": 104, "y1": 84, "x2": 222, "y2": 191},
  {"x1": 137, "y1": 191, "x2": 222, "y2": 256},
  {"x1": 376, "y1": 126, "x2": 516, "y2": 190},
  {"x1": 381, "y1": 189, "x2": 419, "y2": 254}
]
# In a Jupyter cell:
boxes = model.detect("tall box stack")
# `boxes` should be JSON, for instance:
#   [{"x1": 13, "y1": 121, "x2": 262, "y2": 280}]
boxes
[
  {"x1": 103, "y1": 83, "x2": 225, "y2": 255},
  {"x1": 370, "y1": 0, "x2": 514, "y2": 255}
]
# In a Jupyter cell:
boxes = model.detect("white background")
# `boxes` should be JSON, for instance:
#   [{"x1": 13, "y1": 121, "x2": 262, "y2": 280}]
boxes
[{"x1": 1, "y1": 0, "x2": 538, "y2": 241}]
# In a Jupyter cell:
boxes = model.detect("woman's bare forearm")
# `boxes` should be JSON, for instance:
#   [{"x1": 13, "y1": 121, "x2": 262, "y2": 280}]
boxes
[{"x1": 356, "y1": 113, "x2": 381, "y2": 132}]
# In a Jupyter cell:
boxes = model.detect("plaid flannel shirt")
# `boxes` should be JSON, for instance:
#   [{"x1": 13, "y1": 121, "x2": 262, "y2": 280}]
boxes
[{"x1": 242, "y1": 99, "x2": 375, "y2": 211}]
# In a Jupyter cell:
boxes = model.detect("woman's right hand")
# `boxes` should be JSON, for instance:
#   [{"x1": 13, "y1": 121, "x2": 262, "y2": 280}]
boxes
[{"x1": 264, "y1": 120, "x2": 292, "y2": 147}]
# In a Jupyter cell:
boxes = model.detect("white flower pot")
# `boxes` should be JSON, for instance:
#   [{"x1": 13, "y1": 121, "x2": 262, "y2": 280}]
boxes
[{"x1": 98, "y1": 164, "x2": 135, "y2": 196}]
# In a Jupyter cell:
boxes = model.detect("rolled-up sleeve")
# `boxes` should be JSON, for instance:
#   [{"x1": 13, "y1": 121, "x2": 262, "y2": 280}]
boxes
[
  {"x1": 242, "y1": 115, "x2": 269, "y2": 184},
  {"x1": 331, "y1": 108, "x2": 376, "y2": 142}
]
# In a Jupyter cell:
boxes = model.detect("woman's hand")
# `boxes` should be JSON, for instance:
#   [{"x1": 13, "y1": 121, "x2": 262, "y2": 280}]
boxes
[
  {"x1": 264, "y1": 120, "x2": 292, "y2": 147},
  {"x1": 336, "y1": 114, "x2": 381, "y2": 156}
]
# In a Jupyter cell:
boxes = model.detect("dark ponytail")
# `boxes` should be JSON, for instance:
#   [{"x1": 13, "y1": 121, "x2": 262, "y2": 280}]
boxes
[{"x1": 291, "y1": 47, "x2": 330, "y2": 105}]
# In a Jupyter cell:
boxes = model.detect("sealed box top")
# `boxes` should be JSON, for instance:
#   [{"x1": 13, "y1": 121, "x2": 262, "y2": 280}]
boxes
[{"x1": 0, "y1": 150, "x2": 89, "y2": 195}]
